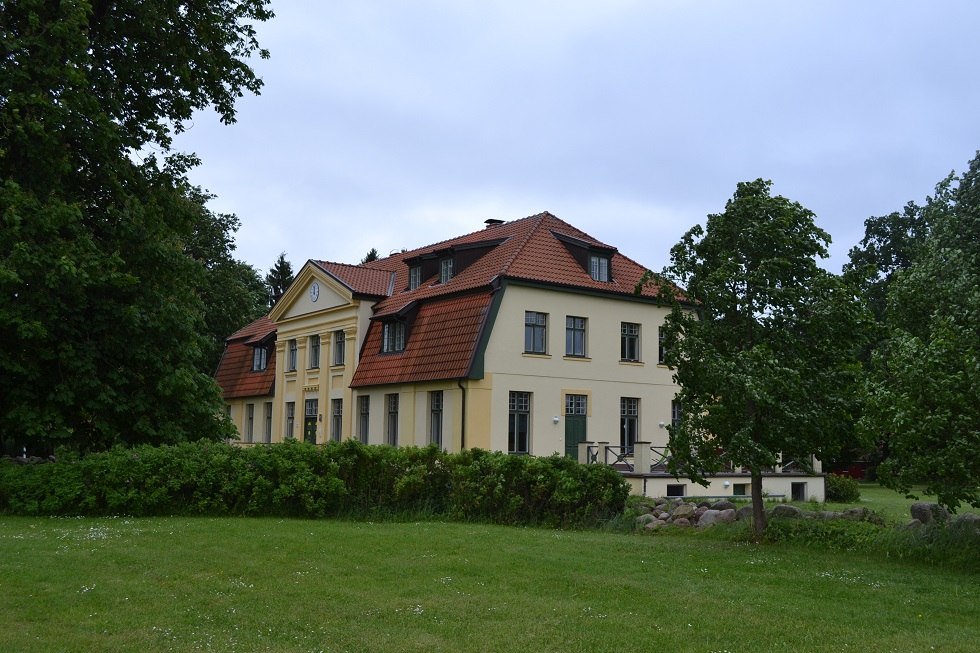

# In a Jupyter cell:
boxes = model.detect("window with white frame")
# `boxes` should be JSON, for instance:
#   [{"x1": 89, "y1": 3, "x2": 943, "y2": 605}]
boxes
[
  {"x1": 263, "y1": 402, "x2": 273, "y2": 443},
  {"x1": 252, "y1": 346, "x2": 267, "y2": 371},
  {"x1": 621, "y1": 322, "x2": 640, "y2": 362},
  {"x1": 333, "y1": 330, "x2": 345, "y2": 365},
  {"x1": 524, "y1": 311, "x2": 547, "y2": 354},
  {"x1": 385, "y1": 393, "x2": 399, "y2": 446},
  {"x1": 287, "y1": 339, "x2": 298, "y2": 372},
  {"x1": 285, "y1": 402, "x2": 295, "y2": 439},
  {"x1": 331, "y1": 398, "x2": 343, "y2": 442},
  {"x1": 589, "y1": 254, "x2": 610, "y2": 282},
  {"x1": 671, "y1": 399, "x2": 682, "y2": 429},
  {"x1": 429, "y1": 390, "x2": 443, "y2": 448},
  {"x1": 565, "y1": 316, "x2": 587, "y2": 357},
  {"x1": 658, "y1": 326, "x2": 666, "y2": 364},
  {"x1": 309, "y1": 334, "x2": 320, "y2": 369},
  {"x1": 245, "y1": 403, "x2": 255, "y2": 443},
  {"x1": 508, "y1": 391, "x2": 531, "y2": 454},
  {"x1": 382, "y1": 322, "x2": 406, "y2": 352},
  {"x1": 620, "y1": 397, "x2": 639, "y2": 455},
  {"x1": 409, "y1": 265, "x2": 422, "y2": 290},
  {"x1": 439, "y1": 258, "x2": 454, "y2": 283},
  {"x1": 358, "y1": 396, "x2": 370, "y2": 443}
]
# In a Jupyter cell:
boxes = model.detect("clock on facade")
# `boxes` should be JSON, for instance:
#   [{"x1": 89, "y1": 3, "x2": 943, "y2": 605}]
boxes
[{"x1": 309, "y1": 281, "x2": 320, "y2": 302}]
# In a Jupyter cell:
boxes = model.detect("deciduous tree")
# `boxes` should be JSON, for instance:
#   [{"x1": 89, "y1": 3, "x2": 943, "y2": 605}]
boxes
[
  {"x1": 0, "y1": 0, "x2": 273, "y2": 452},
  {"x1": 655, "y1": 179, "x2": 868, "y2": 537},
  {"x1": 861, "y1": 153, "x2": 980, "y2": 510}
]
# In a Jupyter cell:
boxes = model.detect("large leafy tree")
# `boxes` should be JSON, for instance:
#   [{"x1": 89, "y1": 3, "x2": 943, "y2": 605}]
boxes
[
  {"x1": 657, "y1": 179, "x2": 868, "y2": 536},
  {"x1": 862, "y1": 154, "x2": 980, "y2": 510},
  {"x1": 0, "y1": 0, "x2": 273, "y2": 452}
]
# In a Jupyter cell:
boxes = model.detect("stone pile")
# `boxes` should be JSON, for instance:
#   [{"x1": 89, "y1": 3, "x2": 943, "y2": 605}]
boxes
[{"x1": 634, "y1": 497, "x2": 886, "y2": 530}]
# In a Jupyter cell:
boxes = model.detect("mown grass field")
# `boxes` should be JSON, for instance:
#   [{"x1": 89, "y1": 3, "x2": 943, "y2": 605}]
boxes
[{"x1": 1, "y1": 515, "x2": 977, "y2": 653}]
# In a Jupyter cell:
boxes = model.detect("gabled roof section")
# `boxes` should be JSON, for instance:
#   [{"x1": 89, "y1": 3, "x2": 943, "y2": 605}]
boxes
[
  {"x1": 313, "y1": 260, "x2": 394, "y2": 298},
  {"x1": 215, "y1": 316, "x2": 277, "y2": 400},
  {"x1": 362, "y1": 211, "x2": 674, "y2": 317}
]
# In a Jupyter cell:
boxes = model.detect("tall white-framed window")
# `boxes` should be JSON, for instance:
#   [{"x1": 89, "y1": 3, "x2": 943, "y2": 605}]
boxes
[
  {"x1": 245, "y1": 403, "x2": 255, "y2": 443},
  {"x1": 331, "y1": 398, "x2": 343, "y2": 442},
  {"x1": 285, "y1": 401, "x2": 295, "y2": 439},
  {"x1": 565, "y1": 316, "x2": 587, "y2": 357},
  {"x1": 508, "y1": 391, "x2": 531, "y2": 454},
  {"x1": 658, "y1": 326, "x2": 666, "y2": 364},
  {"x1": 524, "y1": 311, "x2": 547, "y2": 354},
  {"x1": 409, "y1": 265, "x2": 422, "y2": 290},
  {"x1": 385, "y1": 393, "x2": 399, "y2": 446},
  {"x1": 358, "y1": 396, "x2": 370, "y2": 443},
  {"x1": 620, "y1": 397, "x2": 639, "y2": 455},
  {"x1": 671, "y1": 399, "x2": 682, "y2": 429},
  {"x1": 621, "y1": 322, "x2": 640, "y2": 362},
  {"x1": 333, "y1": 330, "x2": 346, "y2": 365},
  {"x1": 309, "y1": 334, "x2": 320, "y2": 369},
  {"x1": 263, "y1": 401, "x2": 273, "y2": 443},
  {"x1": 429, "y1": 390, "x2": 443, "y2": 448},
  {"x1": 287, "y1": 339, "x2": 298, "y2": 372}
]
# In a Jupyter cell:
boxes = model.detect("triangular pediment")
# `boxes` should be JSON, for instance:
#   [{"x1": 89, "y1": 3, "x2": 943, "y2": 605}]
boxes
[{"x1": 270, "y1": 261, "x2": 354, "y2": 322}]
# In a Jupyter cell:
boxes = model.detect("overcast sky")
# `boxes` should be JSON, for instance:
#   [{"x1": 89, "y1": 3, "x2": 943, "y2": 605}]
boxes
[{"x1": 172, "y1": 0, "x2": 980, "y2": 277}]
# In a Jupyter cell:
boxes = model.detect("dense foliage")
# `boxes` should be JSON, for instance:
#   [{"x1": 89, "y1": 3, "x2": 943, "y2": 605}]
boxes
[
  {"x1": 824, "y1": 473, "x2": 862, "y2": 503},
  {"x1": 1, "y1": 1, "x2": 273, "y2": 452},
  {"x1": 655, "y1": 179, "x2": 869, "y2": 535},
  {"x1": 859, "y1": 153, "x2": 980, "y2": 510},
  {"x1": 0, "y1": 440, "x2": 629, "y2": 527}
]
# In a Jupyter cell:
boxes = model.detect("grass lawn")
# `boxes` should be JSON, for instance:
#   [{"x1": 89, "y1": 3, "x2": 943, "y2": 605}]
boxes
[{"x1": 1, "y1": 516, "x2": 977, "y2": 653}]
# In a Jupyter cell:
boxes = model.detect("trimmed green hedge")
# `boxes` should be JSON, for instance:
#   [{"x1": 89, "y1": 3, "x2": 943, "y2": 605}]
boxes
[{"x1": 0, "y1": 440, "x2": 628, "y2": 527}]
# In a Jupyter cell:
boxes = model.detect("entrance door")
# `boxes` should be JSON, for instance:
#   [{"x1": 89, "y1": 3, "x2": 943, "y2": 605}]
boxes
[
  {"x1": 304, "y1": 398, "x2": 318, "y2": 444},
  {"x1": 564, "y1": 394, "x2": 587, "y2": 459}
]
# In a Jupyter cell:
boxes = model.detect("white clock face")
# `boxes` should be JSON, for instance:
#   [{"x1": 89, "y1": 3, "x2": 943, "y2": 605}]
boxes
[{"x1": 309, "y1": 281, "x2": 320, "y2": 302}]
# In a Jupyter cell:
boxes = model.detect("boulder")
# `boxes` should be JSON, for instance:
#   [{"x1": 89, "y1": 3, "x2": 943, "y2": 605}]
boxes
[
  {"x1": 770, "y1": 504, "x2": 804, "y2": 520},
  {"x1": 842, "y1": 507, "x2": 871, "y2": 521},
  {"x1": 910, "y1": 502, "x2": 949, "y2": 525},
  {"x1": 698, "y1": 508, "x2": 736, "y2": 527},
  {"x1": 673, "y1": 517, "x2": 692, "y2": 527},
  {"x1": 950, "y1": 513, "x2": 980, "y2": 534},
  {"x1": 903, "y1": 518, "x2": 923, "y2": 530},
  {"x1": 644, "y1": 519, "x2": 668, "y2": 531},
  {"x1": 672, "y1": 503, "x2": 696, "y2": 519},
  {"x1": 635, "y1": 513, "x2": 656, "y2": 527},
  {"x1": 735, "y1": 506, "x2": 754, "y2": 522},
  {"x1": 711, "y1": 500, "x2": 737, "y2": 511}
]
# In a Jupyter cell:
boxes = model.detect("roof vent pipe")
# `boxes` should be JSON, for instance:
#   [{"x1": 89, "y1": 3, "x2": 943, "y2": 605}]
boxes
[{"x1": 484, "y1": 219, "x2": 504, "y2": 228}]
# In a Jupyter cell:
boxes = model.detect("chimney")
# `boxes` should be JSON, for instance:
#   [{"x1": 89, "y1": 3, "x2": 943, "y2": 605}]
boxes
[{"x1": 484, "y1": 219, "x2": 504, "y2": 228}]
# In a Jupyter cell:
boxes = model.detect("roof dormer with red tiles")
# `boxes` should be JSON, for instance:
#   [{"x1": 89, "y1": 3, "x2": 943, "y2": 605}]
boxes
[{"x1": 214, "y1": 315, "x2": 277, "y2": 400}]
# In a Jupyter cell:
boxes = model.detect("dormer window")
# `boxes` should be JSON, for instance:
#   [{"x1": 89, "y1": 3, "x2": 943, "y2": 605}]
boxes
[
  {"x1": 589, "y1": 254, "x2": 610, "y2": 282},
  {"x1": 382, "y1": 321, "x2": 406, "y2": 352},
  {"x1": 252, "y1": 345, "x2": 268, "y2": 371},
  {"x1": 409, "y1": 265, "x2": 422, "y2": 290},
  {"x1": 439, "y1": 258, "x2": 454, "y2": 284}
]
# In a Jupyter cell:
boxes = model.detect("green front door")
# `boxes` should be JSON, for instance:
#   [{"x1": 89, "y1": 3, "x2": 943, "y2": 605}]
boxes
[
  {"x1": 564, "y1": 394, "x2": 588, "y2": 459},
  {"x1": 304, "y1": 398, "x2": 318, "y2": 444}
]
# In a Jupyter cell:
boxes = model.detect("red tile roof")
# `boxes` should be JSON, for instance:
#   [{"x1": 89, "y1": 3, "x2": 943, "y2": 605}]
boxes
[
  {"x1": 215, "y1": 316, "x2": 277, "y2": 400},
  {"x1": 350, "y1": 293, "x2": 493, "y2": 387},
  {"x1": 348, "y1": 212, "x2": 679, "y2": 386},
  {"x1": 313, "y1": 261, "x2": 394, "y2": 297}
]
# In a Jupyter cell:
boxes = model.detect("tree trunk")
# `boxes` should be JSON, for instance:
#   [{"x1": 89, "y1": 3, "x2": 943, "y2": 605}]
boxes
[{"x1": 750, "y1": 468, "x2": 767, "y2": 539}]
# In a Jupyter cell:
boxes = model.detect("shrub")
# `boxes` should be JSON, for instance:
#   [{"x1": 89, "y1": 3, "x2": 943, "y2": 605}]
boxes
[
  {"x1": 825, "y1": 473, "x2": 861, "y2": 503},
  {"x1": 0, "y1": 441, "x2": 627, "y2": 527}
]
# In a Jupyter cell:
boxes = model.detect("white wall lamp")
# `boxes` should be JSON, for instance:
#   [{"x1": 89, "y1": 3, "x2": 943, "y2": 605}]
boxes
[
  {"x1": 658, "y1": 421, "x2": 666, "y2": 429},
  {"x1": 552, "y1": 416, "x2": 560, "y2": 424}
]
